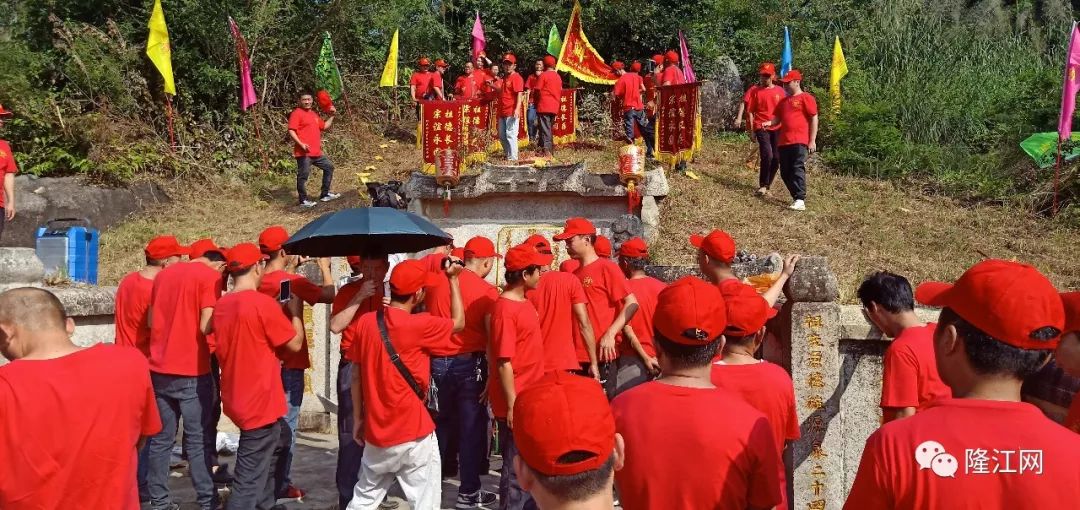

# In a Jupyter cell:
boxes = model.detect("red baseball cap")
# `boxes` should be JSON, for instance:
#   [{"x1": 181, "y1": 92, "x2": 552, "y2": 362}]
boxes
[
  {"x1": 618, "y1": 237, "x2": 648, "y2": 259},
  {"x1": 915, "y1": 259, "x2": 1065, "y2": 350},
  {"x1": 651, "y1": 54, "x2": 664, "y2": 66},
  {"x1": 434, "y1": 58, "x2": 448, "y2": 68},
  {"x1": 560, "y1": 259, "x2": 580, "y2": 273},
  {"x1": 780, "y1": 69, "x2": 802, "y2": 83},
  {"x1": 347, "y1": 255, "x2": 362, "y2": 267},
  {"x1": 630, "y1": 61, "x2": 642, "y2": 73},
  {"x1": 464, "y1": 236, "x2": 501, "y2": 259},
  {"x1": 513, "y1": 371, "x2": 615, "y2": 476},
  {"x1": 0, "y1": 104, "x2": 12, "y2": 118},
  {"x1": 503, "y1": 53, "x2": 517, "y2": 65},
  {"x1": 524, "y1": 234, "x2": 554, "y2": 265},
  {"x1": 758, "y1": 62, "x2": 776, "y2": 76},
  {"x1": 611, "y1": 61, "x2": 625, "y2": 71},
  {"x1": 690, "y1": 230, "x2": 736, "y2": 264},
  {"x1": 505, "y1": 244, "x2": 546, "y2": 272},
  {"x1": 145, "y1": 235, "x2": 190, "y2": 260},
  {"x1": 450, "y1": 247, "x2": 465, "y2": 259},
  {"x1": 258, "y1": 226, "x2": 290, "y2": 253},
  {"x1": 389, "y1": 259, "x2": 441, "y2": 295},
  {"x1": 1063, "y1": 292, "x2": 1080, "y2": 334},
  {"x1": 655, "y1": 277, "x2": 727, "y2": 345},
  {"x1": 189, "y1": 238, "x2": 224, "y2": 259},
  {"x1": 665, "y1": 50, "x2": 679, "y2": 64},
  {"x1": 595, "y1": 236, "x2": 613, "y2": 258},
  {"x1": 225, "y1": 243, "x2": 266, "y2": 272},
  {"x1": 543, "y1": 55, "x2": 557, "y2": 68},
  {"x1": 553, "y1": 217, "x2": 597, "y2": 241},
  {"x1": 418, "y1": 57, "x2": 431, "y2": 67},
  {"x1": 721, "y1": 281, "x2": 778, "y2": 337}
]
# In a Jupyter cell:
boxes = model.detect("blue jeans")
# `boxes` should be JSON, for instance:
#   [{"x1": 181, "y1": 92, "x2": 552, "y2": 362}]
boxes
[
  {"x1": 147, "y1": 372, "x2": 219, "y2": 510},
  {"x1": 623, "y1": 109, "x2": 655, "y2": 157},
  {"x1": 336, "y1": 360, "x2": 365, "y2": 509},
  {"x1": 295, "y1": 155, "x2": 335, "y2": 203},
  {"x1": 497, "y1": 420, "x2": 536, "y2": 510},
  {"x1": 138, "y1": 442, "x2": 150, "y2": 500},
  {"x1": 275, "y1": 367, "x2": 304, "y2": 493},
  {"x1": 498, "y1": 116, "x2": 520, "y2": 161},
  {"x1": 526, "y1": 105, "x2": 538, "y2": 141},
  {"x1": 431, "y1": 353, "x2": 488, "y2": 495}
]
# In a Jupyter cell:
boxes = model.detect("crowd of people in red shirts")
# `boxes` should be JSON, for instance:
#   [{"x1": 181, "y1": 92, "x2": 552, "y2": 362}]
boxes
[{"x1": 1, "y1": 217, "x2": 1079, "y2": 510}]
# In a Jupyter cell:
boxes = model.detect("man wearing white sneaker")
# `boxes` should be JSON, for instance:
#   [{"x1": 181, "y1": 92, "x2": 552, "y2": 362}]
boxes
[
  {"x1": 288, "y1": 92, "x2": 341, "y2": 208},
  {"x1": 762, "y1": 69, "x2": 817, "y2": 211}
]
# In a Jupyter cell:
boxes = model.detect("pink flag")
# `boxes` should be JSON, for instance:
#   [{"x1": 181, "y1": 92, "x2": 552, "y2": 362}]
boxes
[
  {"x1": 679, "y1": 31, "x2": 697, "y2": 83},
  {"x1": 1058, "y1": 22, "x2": 1080, "y2": 140},
  {"x1": 228, "y1": 17, "x2": 258, "y2": 111},
  {"x1": 472, "y1": 12, "x2": 486, "y2": 62}
]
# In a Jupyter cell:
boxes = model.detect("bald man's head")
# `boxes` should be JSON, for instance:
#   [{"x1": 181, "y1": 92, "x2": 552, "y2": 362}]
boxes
[{"x1": 0, "y1": 287, "x2": 68, "y2": 331}]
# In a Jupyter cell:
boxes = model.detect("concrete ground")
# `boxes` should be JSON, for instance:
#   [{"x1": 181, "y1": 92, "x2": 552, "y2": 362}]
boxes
[{"x1": 143, "y1": 431, "x2": 503, "y2": 510}]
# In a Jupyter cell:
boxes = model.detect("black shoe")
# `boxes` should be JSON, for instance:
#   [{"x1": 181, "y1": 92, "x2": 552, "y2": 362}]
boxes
[{"x1": 456, "y1": 490, "x2": 498, "y2": 509}]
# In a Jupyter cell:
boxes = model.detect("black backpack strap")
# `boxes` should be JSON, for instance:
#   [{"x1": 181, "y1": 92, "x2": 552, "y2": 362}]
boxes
[{"x1": 376, "y1": 307, "x2": 426, "y2": 403}]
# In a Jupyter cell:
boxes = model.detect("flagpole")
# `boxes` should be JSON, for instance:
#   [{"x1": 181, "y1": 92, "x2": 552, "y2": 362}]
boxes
[
  {"x1": 164, "y1": 95, "x2": 176, "y2": 152},
  {"x1": 252, "y1": 105, "x2": 270, "y2": 173},
  {"x1": 1054, "y1": 141, "x2": 1061, "y2": 215}
]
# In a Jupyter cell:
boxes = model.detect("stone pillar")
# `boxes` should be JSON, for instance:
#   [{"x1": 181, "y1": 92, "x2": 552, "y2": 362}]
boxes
[
  {"x1": 0, "y1": 247, "x2": 45, "y2": 293},
  {"x1": 776, "y1": 256, "x2": 845, "y2": 510},
  {"x1": 296, "y1": 260, "x2": 346, "y2": 433}
]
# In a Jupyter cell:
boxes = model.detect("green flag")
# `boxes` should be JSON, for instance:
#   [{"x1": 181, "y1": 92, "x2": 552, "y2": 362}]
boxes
[
  {"x1": 1020, "y1": 132, "x2": 1080, "y2": 168},
  {"x1": 316, "y1": 31, "x2": 343, "y2": 100},
  {"x1": 546, "y1": 24, "x2": 562, "y2": 57}
]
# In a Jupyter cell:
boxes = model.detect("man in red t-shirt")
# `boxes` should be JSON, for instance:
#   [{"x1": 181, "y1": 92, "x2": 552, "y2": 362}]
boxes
[
  {"x1": 497, "y1": 53, "x2": 526, "y2": 162},
  {"x1": 525, "y1": 234, "x2": 598, "y2": 377},
  {"x1": 692, "y1": 229, "x2": 798, "y2": 307},
  {"x1": 410, "y1": 57, "x2": 434, "y2": 103},
  {"x1": 425, "y1": 236, "x2": 500, "y2": 508},
  {"x1": 255, "y1": 225, "x2": 335, "y2": 499},
  {"x1": 1055, "y1": 293, "x2": 1080, "y2": 433},
  {"x1": 738, "y1": 63, "x2": 786, "y2": 196},
  {"x1": 345, "y1": 259, "x2": 465, "y2": 509},
  {"x1": 525, "y1": 58, "x2": 544, "y2": 142},
  {"x1": 711, "y1": 283, "x2": 795, "y2": 510},
  {"x1": 328, "y1": 254, "x2": 386, "y2": 508},
  {"x1": 612, "y1": 61, "x2": 655, "y2": 159},
  {"x1": 145, "y1": 240, "x2": 227, "y2": 509},
  {"x1": 432, "y1": 59, "x2": 449, "y2": 101},
  {"x1": 212, "y1": 243, "x2": 304, "y2": 509},
  {"x1": 762, "y1": 69, "x2": 818, "y2": 211},
  {"x1": 857, "y1": 271, "x2": 952, "y2": 423},
  {"x1": 455, "y1": 61, "x2": 480, "y2": 101},
  {"x1": 660, "y1": 50, "x2": 685, "y2": 86},
  {"x1": 490, "y1": 244, "x2": 548, "y2": 510},
  {"x1": 615, "y1": 237, "x2": 664, "y2": 395},
  {"x1": 0, "y1": 104, "x2": 17, "y2": 241},
  {"x1": 288, "y1": 92, "x2": 339, "y2": 208},
  {"x1": 612, "y1": 277, "x2": 782, "y2": 510},
  {"x1": 0, "y1": 288, "x2": 162, "y2": 509},
  {"x1": 514, "y1": 372, "x2": 624, "y2": 510},
  {"x1": 846, "y1": 259, "x2": 1080, "y2": 509},
  {"x1": 535, "y1": 55, "x2": 562, "y2": 157},
  {"x1": 555, "y1": 217, "x2": 638, "y2": 397}
]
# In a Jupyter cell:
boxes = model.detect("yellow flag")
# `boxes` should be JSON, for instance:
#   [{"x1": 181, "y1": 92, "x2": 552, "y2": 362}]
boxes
[
  {"x1": 146, "y1": 0, "x2": 176, "y2": 95},
  {"x1": 829, "y1": 36, "x2": 848, "y2": 114},
  {"x1": 380, "y1": 30, "x2": 399, "y2": 88}
]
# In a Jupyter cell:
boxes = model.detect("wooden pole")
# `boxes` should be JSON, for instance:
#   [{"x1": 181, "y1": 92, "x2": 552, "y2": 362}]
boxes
[
  {"x1": 165, "y1": 95, "x2": 176, "y2": 152},
  {"x1": 252, "y1": 105, "x2": 270, "y2": 173},
  {"x1": 1054, "y1": 140, "x2": 1062, "y2": 215}
]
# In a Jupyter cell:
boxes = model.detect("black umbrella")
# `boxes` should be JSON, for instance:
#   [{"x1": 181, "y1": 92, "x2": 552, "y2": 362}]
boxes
[{"x1": 283, "y1": 207, "x2": 452, "y2": 257}]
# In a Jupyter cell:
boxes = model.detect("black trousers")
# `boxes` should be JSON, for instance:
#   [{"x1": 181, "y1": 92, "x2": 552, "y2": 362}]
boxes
[
  {"x1": 754, "y1": 129, "x2": 781, "y2": 188},
  {"x1": 0, "y1": 208, "x2": 6, "y2": 241},
  {"x1": 537, "y1": 113, "x2": 555, "y2": 154},
  {"x1": 295, "y1": 155, "x2": 335, "y2": 203},
  {"x1": 778, "y1": 144, "x2": 808, "y2": 201},
  {"x1": 227, "y1": 419, "x2": 288, "y2": 510}
]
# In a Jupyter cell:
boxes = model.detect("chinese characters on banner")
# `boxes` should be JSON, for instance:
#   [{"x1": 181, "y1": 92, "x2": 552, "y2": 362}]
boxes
[
  {"x1": 801, "y1": 313, "x2": 828, "y2": 510},
  {"x1": 421, "y1": 100, "x2": 491, "y2": 175},
  {"x1": 461, "y1": 99, "x2": 491, "y2": 165},
  {"x1": 553, "y1": 89, "x2": 578, "y2": 145},
  {"x1": 654, "y1": 82, "x2": 703, "y2": 167}
]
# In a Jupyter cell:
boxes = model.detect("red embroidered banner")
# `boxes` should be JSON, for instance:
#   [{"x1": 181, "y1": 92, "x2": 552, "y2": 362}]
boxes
[
  {"x1": 460, "y1": 99, "x2": 492, "y2": 164},
  {"x1": 553, "y1": 89, "x2": 578, "y2": 145},
  {"x1": 419, "y1": 100, "x2": 466, "y2": 175},
  {"x1": 556, "y1": 1, "x2": 617, "y2": 85},
  {"x1": 654, "y1": 82, "x2": 702, "y2": 166}
]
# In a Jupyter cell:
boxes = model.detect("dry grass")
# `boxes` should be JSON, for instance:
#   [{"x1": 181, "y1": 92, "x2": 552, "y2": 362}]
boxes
[{"x1": 100, "y1": 124, "x2": 1079, "y2": 303}]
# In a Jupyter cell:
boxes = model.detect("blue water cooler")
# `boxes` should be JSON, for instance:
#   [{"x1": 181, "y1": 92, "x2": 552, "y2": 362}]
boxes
[{"x1": 35, "y1": 218, "x2": 100, "y2": 284}]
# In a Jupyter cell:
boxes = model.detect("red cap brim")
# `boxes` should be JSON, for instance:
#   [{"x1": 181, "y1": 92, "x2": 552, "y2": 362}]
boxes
[
  {"x1": 553, "y1": 231, "x2": 576, "y2": 241},
  {"x1": 915, "y1": 281, "x2": 953, "y2": 307},
  {"x1": 689, "y1": 234, "x2": 704, "y2": 248}
]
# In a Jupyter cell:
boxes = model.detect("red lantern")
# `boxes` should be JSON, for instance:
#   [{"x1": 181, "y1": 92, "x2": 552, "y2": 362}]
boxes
[
  {"x1": 618, "y1": 144, "x2": 645, "y2": 213},
  {"x1": 436, "y1": 149, "x2": 461, "y2": 187}
]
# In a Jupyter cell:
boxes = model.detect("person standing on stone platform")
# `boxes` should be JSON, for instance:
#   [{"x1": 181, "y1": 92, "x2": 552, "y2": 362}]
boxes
[
  {"x1": 857, "y1": 271, "x2": 952, "y2": 424},
  {"x1": 410, "y1": 57, "x2": 435, "y2": 105},
  {"x1": 711, "y1": 282, "x2": 796, "y2": 510},
  {"x1": 0, "y1": 287, "x2": 163, "y2": 509},
  {"x1": 288, "y1": 92, "x2": 340, "y2": 209},
  {"x1": 612, "y1": 277, "x2": 782, "y2": 510},
  {"x1": 526, "y1": 58, "x2": 544, "y2": 143},
  {"x1": 613, "y1": 61, "x2": 655, "y2": 159},
  {"x1": 614, "y1": 238, "x2": 664, "y2": 396},
  {"x1": 0, "y1": 104, "x2": 17, "y2": 242},
  {"x1": 845, "y1": 259, "x2": 1080, "y2": 509},
  {"x1": 489, "y1": 244, "x2": 548, "y2": 510},
  {"x1": 535, "y1": 55, "x2": 562, "y2": 158},
  {"x1": 211, "y1": 243, "x2": 304, "y2": 510},
  {"x1": 761, "y1": 69, "x2": 817, "y2": 212},
  {"x1": 740, "y1": 63, "x2": 785, "y2": 198},
  {"x1": 432, "y1": 59, "x2": 449, "y2": 101},
  {"x1": 497, "y1": 53, "x2": 526, "y2": 163},
  {"x1": 524, "y1": 233, "x2": 598, "y2": 379},
  {"x1": 691, "y1": 228, "x2": 797, "y2": 307},
  {"x1": 555, "y1": 218, "x2": 638, "y2": 397},
  {"x1": 1053, "y1": 293, "x2": 1080, "y2": 433},
  {"x1": 660, "y1": 50, "x2": 685, "y2": 86}
]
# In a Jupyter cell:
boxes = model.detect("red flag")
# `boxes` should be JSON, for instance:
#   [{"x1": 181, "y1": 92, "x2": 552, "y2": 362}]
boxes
[
  {"x1": 655, "y1": 82, "x2": 702, "y2": 165},
  {"x1": 556, "y1": 1, "x2": 617, "y2": 85},
  {"x1": 553, "y1": 89, "x2": 577, "y2": 145},
  {"x1": 227, "y1": 17, "x2": 258, "y2": 111}
]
